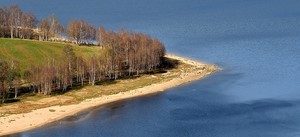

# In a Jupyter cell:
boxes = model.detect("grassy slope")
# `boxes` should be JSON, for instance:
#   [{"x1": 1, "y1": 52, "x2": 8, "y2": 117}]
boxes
[{"x1": 0, "y1": 38, "x2": 100, "y2": 72}]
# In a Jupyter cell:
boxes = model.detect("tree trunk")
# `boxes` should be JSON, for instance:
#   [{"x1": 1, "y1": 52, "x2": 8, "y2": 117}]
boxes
[
  {"x1": 14, "y1": 81, "x2": 19, "y2": 98},
  {"x1": 10, "y1": 27, "x2": 14, "y2": 39}
]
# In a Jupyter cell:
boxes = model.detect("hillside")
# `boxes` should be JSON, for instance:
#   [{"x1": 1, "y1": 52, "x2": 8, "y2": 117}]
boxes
[{"x1": 0, "y1": 38, "x2": 100, "y2": 72}]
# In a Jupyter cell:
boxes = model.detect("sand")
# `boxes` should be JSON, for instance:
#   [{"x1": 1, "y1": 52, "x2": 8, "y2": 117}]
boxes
[{"x1": 0, "y1": 54, "x2": 219, "y2": 136}]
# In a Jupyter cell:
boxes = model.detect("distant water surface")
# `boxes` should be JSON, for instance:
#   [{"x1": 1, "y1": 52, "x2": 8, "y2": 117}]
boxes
[{"x1": 1, "y1": 0, "x2": 300, "y2": 137}]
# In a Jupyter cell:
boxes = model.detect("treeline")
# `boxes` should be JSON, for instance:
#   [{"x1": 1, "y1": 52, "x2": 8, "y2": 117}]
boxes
[
  {"x1": 0, "y1": 4, "x2": 95, "y2": 44},
  {"x1": 0, "y1": 28, "x2": 165, "y2": 103},
  {"x1": 98, "y1": 28, "x2": 165, "y2": 77},
  {"x1": 0, "y1": 4, "x2": 37, "y2": 39},
  {"x1": 0, "y1": 4, "x2": 64, "y2": 40}
]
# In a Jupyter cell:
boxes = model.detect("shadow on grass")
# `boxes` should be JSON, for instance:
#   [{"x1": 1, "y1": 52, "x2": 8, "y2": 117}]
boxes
[
  {"x1": 159, "y1": 57, "x2": 179, "y2": 69},
  {"x1": 95, "y1": 80, "x2": 117, "y2": 86},
  {"x1": 4, "y1": 98, "x2": 20, "y2": 103},
  {"x1": 50, "y1": 79, "x2": 118, "y2": 96}
]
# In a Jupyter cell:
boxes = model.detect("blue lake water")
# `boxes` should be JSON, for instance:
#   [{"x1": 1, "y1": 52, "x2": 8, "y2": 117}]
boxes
[{"x1": 2, "y1": 0, "x2": 300, "y2": 136}]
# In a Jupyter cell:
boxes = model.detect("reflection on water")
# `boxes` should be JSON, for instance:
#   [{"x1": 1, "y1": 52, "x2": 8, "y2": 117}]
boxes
[
  {"x1": 62, "y1": 111, "x2": 91, "y2": 123},
  {"x1": 2, "y1": 0, "x2": 300, "y2": 136},
  {"x1": 110, "y1": 104, "x2": 125, "y2": 111}
]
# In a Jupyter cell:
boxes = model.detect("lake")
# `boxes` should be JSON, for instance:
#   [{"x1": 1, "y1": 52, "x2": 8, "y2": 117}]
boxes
[{"x1": 2, "y1": 0, "x2": 300, "y2": 136}]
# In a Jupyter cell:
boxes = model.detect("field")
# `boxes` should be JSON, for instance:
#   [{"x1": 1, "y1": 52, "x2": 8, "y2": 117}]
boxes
[{"x1": 0, "y1": 38, "x2": 100, "y2": 72}]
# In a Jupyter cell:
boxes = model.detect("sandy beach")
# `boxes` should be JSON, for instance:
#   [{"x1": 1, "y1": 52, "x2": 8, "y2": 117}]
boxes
[{"x1": 0, "y1": 54, "x2": 219, "y2": 136}]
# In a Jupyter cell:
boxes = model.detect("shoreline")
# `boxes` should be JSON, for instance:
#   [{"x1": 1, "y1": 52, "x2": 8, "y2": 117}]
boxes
[{"x1": 0, "y1": 54, "x2": 219, "y2": 136}]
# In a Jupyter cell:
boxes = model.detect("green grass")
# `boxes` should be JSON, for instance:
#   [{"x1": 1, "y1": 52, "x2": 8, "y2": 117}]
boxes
[{"x1": 0, "y1": 38, "x2": 100, "y2": 72}]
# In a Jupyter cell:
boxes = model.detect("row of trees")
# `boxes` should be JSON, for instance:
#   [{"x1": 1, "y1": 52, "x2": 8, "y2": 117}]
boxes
[
  {"x1": 0, "y1": 4, "x2": 65, "y2": 40},
  {"x1": 0, "y1": 4, "x2": 37, "y2": 39},
  {"x1": 0, "y1": 28, "x2": 165, "y2": 103},
  {"x1": 98, "y1": 28, "x2": 166, "y2": 78},
  {"x1": 2, "y1": 4, "x2": 169, "y2": 47},
  {"x1": 23, "y1": 27, "x2": 165, "y2": 96},
  {"x1": 0, "y1": 4, "x2": 97, "y2": 44}
]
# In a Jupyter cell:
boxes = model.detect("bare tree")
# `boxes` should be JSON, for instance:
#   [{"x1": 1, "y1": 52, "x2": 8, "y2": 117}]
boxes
[
  {"x1": 0, "y1": 59, "x2": 9, "y2": 103},
  {"x1": 20, "y1": 12, "x2": 36, "y2": 39},
  {"x1": 48, "y1": 13, "x2": 65, "y2": 40},
  {"x1": 75, "y1": 56, "x2": 86, "y2": 86},
  {"x1": 63, "y1": 45, "x2": 76, "y2": 88},
  {"x1": 0, "y1": 7, "x2": 6, "y2": 37},
  {"x1": 67, "y1": 20, "x2": 96, "y2": 45},
  {"x1": 67, "y1": 20, "x2": 80, "y2": 44},
  {"x1": 0, "y1": 5, "x2": 37, "y2": 39},
  {"x1": 13, "y1": 75, "x2": 21, "y2": 98},
  {"x1": 87, "y1": 56, "x2": 97, "y2": 86},
  {"x1": 8, "y1": 4, "x2": 22, "y2": 38},
  {"x1": 39, "y1": 19, "x2": 50, "y2": 41}
]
